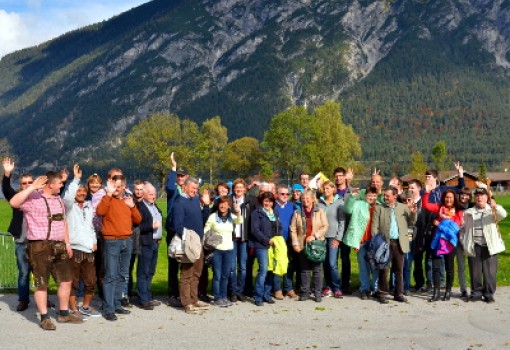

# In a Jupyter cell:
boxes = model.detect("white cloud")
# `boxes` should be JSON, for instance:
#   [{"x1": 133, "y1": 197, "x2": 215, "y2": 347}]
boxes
[{"x1": 0, "y1": 1, "x2": 148, "y2": 59}]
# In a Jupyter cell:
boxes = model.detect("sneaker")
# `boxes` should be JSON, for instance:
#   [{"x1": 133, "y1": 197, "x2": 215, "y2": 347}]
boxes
[
  {"x1": 184, "y1": 304, "x2": 200, "y2": 314},
  {"x1": 322, "y1": 288, "x2": 333, "y2": 297},
  {"x1": 193, "y1": 301, "x2": 210, "y2": 310},
  {"x1": 334, "y1": 291, "x2": 343, "y2": 299},
  {"x1": 114, "y1": 307, "x2": 131, "y2": 315},
  {"x1": 104, "y1": 313, "x2": 117, "y2": 321},
  {"x1": 229, "y1": 295, "x2": 237, "y2": 303},
  {"x1": 360, "y1": 291, "x2": 368, "y2": 300},
  {"x1": 215, "y1": 299, "x2": 229, "y2": 308},
  {"x1": 40, "y1": 318, "x2": 56, "y2": 330},
  {"x1": 149, "y1": 300, "x2": 162, "y2": 307},
  {"x1": 379, "y1": 295, "x2": 389, "y2": 304},
  {"x1": 79, "y1": 306, "x2": 101, "y2": 317},
  {"x1": 403, "y1": 290, "x2": 410, "y2": 296},
  {"x1": 198, "y1": 294, "x2": 212, "y2": 303},
  {"x1": 56, "y1": 313, "x2": 84, "y2": 324},
  {"x1": 315, "y1": 295, "x2": 322, "y2": 303},
  {"x1": 16, "y1": 301, "x2": 29, "y2": 312}
]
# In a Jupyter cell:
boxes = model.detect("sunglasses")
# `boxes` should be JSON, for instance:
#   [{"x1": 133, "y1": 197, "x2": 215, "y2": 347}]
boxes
[
  {"x1": 21, "y1": 181, "x2": 33, "y2": 185},
  {"x1": 278, "y1": 193, "x2": 289, "y2": 196}
]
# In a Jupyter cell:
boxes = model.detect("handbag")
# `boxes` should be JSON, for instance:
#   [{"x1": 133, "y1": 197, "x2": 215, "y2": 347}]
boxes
[{"x1": 304, "y1": 239, "x2": 326, "y2": 263}]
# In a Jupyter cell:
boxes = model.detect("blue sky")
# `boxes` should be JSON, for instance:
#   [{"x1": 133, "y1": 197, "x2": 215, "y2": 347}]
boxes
[{"x1": 0, "y1": 0, "x2": 150, "y2": 58}]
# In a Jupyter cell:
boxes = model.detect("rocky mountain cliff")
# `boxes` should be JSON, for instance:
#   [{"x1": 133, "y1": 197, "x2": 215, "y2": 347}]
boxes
[{"x1": 0, "y1": 0, "x2": 509, "y2": 174}]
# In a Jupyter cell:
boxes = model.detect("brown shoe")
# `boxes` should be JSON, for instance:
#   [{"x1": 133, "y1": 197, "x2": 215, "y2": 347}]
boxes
[
  {"x1": 40, "y1": 318, "x2": 56, "y2": 331},
  {"x1": 184, "y1": 304, "x2": 199, "y2": 314},
  {"x1": 56, "y1": 313, "x2": 84, "y2": 324},
  {"x1": 16, "y1": 301, "x2": 29, "y2": 312},
  {"x1": 274, "y1": 291, "x2": 284, "y2": 300},
  {"x1": 193, "y1": 301, "x2": 210, "y2": 310},
  {"x1": 286, "y1": 290, "x2": 298, "y2": 300}
]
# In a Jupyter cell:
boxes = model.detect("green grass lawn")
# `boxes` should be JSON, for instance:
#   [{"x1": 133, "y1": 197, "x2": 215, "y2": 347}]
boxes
[{"x1": 1, "y1": 196, "x2": 510, "y2": 294}]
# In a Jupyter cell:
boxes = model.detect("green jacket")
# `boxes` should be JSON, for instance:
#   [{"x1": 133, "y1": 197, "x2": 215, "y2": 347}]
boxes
[
  {"x1": 268, "y1": 236, "x2": 288, "y2": 276},
  {"x1": 343, "y1": 194, "x2": 372, "y2": 249}
]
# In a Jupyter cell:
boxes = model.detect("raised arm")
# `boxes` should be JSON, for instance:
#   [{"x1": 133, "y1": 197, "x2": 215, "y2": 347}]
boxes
[{"x1": 10, "y1": 176, "x2": 47, "y2": 208}]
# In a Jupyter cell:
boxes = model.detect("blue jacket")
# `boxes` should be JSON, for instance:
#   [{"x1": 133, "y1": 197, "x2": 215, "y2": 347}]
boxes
[
  {"x1": 172, "y1": 194, "x2": 210, "y2": 239},
  {"x1": 250, "y1": 208, "x2": 282, "y2": 249},
  {"x1": 165, "y1": 170, "x2": 180, "y2": 232}
]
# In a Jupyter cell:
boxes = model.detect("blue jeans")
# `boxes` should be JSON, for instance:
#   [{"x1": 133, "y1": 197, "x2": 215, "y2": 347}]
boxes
[
  {"x1": 357, "y1": 241, "x2": 378, "y2": 292},
  {"x1": 323, "y1": 238, "x2": 341, "y2": 292},
  {"x1": 403, "y1": 252, "x2": 413, "y2": 292},
  {"x1": 136, "y1": 240, "x2": 159, "y2": 305},
  {"x1": 212, "y1": 249, "x2": 234, "y2": 300},
  {"x1": 253, "y1": 248, "x2": 271, "y2": 302},
  {"x1": 15, "y1": 243, "x2": 30, "y2": 303},
  {"x1": 230, "y1": 240, "x2": 248, "y2": 296},
  {"x1": 103, "y1": 238, "x2": 132, "y2": 314}
]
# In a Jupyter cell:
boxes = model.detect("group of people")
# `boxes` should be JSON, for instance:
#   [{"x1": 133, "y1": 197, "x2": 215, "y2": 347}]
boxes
[{"x1": 1, "y1": 154, "x2": 507, "y2": 330}]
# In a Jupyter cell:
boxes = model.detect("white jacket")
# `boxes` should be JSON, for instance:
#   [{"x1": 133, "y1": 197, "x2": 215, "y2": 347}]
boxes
[{"x1": 462, "y1": 204, "x2": 506, "y2": 257}]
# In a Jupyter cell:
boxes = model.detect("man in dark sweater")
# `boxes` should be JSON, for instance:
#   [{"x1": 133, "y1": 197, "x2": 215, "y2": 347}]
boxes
[
  {"x1": 2, "y1": 157, "x2": 33, "y2": 311},
  {"x1": 171, "y1": 177, "x2": 210, "y2": 313}
]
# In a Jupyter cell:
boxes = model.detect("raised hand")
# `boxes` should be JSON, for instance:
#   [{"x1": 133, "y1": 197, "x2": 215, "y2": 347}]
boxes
[
  {"x1": 2, "y1": 157, "x2": 14, "y2": 177},
  {"x1": 124, "y1": 195, "x2": 135, "y2": 208},
  {"x1": 170, "y1": 152, "x2": 177, "y2": 171},
  {"x1": 106, "y1": 179, "x2": 116, "y2": 196},
  {"x1": 60, "y1": 168, "x2": 69, "y2": 182},
  {"x1": 33, "y1": 176, "x2": 48, "y2": 190},
  {"x1": 73, "y1": 164, "x2": 82, "y2": 180},
  {"x1": 372, "y1": 167, "x2": 380, "y2": 176},
  {"x1": 454, "y1": 161, "x2": 464, "y2": 176},
  {"x1": 201, "y1": 188, "x2": 211, "y2": 206},
  {"x1": 475, "y1": 181, "x2": 488, "y2": 190}
]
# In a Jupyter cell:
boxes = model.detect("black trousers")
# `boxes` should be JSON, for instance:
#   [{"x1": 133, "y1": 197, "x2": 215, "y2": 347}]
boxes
[
  {"x1": 468, "y1": 244, "x2": 498, "y2": 298},
  {"x1": 431, "y1": 247, "x2": 455, "y2": 291},
  {"x1": 340, "y1": 243, "x2": 351, "y2": 291}
]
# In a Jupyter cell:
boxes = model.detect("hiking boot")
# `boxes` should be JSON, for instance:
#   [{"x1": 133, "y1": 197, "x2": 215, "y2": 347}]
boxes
[
  {"x1": 40, "y1": 318, "x2": 56, "y2": 330},
  {"x1": 56, "y1": 313, "x2": 84, "y2": 324},
  {"x1": 274, "y1": 290, "x2": 284, "y2": 300},
  {"x1": 16, "y1": 301, "x2": 29, "y2": 312}
]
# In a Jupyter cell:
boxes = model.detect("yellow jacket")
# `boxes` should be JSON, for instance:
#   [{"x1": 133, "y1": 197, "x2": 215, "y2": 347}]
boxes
[{"x1": 268, "y1": 236, "x2": 288, "y2": 276}]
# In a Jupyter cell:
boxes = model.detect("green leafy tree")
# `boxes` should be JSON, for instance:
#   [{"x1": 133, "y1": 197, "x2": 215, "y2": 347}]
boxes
[
  {"x1": 222, "y1": 137, "x2": 264, "y2": 178},
  {"x1": 121, "y1": 113, "x2": 200, "y2": 189},
  {"x1": 196, "y1": 116, "x2": 228, "y2": 184},
  {"x1": 262, "y1": 106, "x2": 317, "y2": 180},
  {"x1": 311, "y1": 101, "x2": 362, "y2": 175},
  {"x1": 479, "y1": 161, "x2": 488, "y2": 182},
  {"x1": 431, "y1": 140, "x2": 448, "y2": 171},
  {"x1": 409, "y1": 151, "x2": 427, "y2": 182}
]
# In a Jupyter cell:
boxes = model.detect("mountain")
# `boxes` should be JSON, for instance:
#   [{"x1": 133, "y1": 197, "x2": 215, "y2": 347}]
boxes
[{"x1": 0, "y1": 0, "x2": 509, "y2": 176}]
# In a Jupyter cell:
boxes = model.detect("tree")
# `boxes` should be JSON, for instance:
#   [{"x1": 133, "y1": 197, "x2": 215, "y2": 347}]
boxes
[
  {"x1": 311, "y1": 101, "x2": 362, "y2": 175},
  {"x1": 121, "y1": 113, "x2": 200, "y2": 189},
  {"x1": 262, "y1": 106, "x2": 317, "y2": 180},
  {"x1": 431, "y1": 140, "x2": 448, "y2": 171},
  {"x1": 479, "y1": 161, "x2": 488, "y2": 182},
  {"x1": 409, "y1": 151, "x2": 427, "y2": 182},
  {"x1": 196, "y1": 116, "x2": 228, "y2": 184},
  {"x1": 222, "y1": 137, "x2": 264, "y2": 178}
]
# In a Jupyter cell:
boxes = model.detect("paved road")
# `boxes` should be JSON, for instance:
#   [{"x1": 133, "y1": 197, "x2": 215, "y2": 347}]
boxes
[{"x1": 0, "y1": 288, "x2": 509, "y2": 350}]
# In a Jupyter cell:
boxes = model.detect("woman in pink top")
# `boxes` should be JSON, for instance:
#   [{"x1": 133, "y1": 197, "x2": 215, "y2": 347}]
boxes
[{"x1": 423, "y1": 189, "x2": 463, "y2": 302}]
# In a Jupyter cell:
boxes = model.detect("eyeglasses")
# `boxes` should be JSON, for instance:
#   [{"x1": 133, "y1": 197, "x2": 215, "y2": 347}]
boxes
[
  {"x1": 278, "y1": 193, "x2": 289, "y2": 196},
  {"x1": 21, "y1": 181, "x2": 33, "y2": 185}
]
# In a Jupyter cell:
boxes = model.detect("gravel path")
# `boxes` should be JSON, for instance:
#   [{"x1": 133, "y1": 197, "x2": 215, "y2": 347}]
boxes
[{"x1": 1, "y1": 288, "x2": 509, "y2": 349}]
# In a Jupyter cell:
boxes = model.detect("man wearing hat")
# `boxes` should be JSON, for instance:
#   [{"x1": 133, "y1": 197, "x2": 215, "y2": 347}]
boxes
[
  {"x1": 462, "y1": 186, "x2": 507, "y2": 303},
  {"x1": 165, "y1": 152, "x2": 189, "y2": 307}
]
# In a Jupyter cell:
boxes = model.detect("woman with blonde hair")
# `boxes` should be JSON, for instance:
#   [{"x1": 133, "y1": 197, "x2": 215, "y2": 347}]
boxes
[{"x1": 290, "y1": 191, "x2": 328, "y2": 302}]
